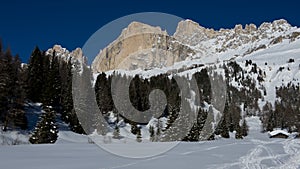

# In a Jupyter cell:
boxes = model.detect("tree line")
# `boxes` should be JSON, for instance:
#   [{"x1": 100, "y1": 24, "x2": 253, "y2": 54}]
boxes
[{"x1": 1, "y1": 40, "x2": 279, "y2": 143}]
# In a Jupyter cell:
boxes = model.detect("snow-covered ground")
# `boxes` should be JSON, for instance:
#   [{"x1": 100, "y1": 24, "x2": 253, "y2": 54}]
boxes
[{"x1": 1, "y1": 117, "x2": 300, "y2": 169}]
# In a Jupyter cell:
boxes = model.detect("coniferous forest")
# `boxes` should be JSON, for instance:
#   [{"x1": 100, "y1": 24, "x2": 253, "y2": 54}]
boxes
[{"x1": 1, "y1": 40, "x2": 300, "y2": 144}]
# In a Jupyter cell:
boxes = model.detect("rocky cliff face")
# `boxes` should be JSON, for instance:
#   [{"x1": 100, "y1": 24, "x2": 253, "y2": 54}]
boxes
[
  {"x1": 173, "y1": 19, "x2": 297, "y2": 59},
  {"x1": 91, "y1": 22, "x2": 195, "y2": 72},
  {"x1": 47, "y1": 19, "x2": 299, "y2": 73},
  {"x1": 91, "y1": 19, "x2": 299, "y2": 73}
]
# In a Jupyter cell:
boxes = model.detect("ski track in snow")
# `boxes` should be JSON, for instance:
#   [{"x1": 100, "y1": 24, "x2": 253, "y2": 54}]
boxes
[
  {"x1": 104, "y1": 139, "x2": 300, "y2": 169},
  {"x1": 238, "y1": 145, "x2": 285, "y2": 169},
  {"x1": 213, "y1": 139, "x2": 300, "y2": 169},
  {"x1": 275, "y1": 140, "x2": 300, "y2": 169}
]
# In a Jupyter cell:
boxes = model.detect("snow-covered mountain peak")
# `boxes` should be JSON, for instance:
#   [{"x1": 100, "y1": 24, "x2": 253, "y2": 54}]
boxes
[
  {"x1": 120, "y1": 21, "x2": 168, "y2": 40},
  {"x1": 46, "y1": 45, "x2": 87, "y2": 64},
  {"x1": 258, "y1": 19, "x2": 291, "y2": 32},
  {"x1": 90, "y1": 19, "x2": 300, "y2": 73},
  {"x1": 174, "y1": 19, "x2": 218, "y2": 45}
]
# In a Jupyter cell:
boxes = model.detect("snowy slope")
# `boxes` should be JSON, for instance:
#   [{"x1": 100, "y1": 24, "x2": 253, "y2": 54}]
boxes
[{"x1": 1, "y1": 117, "x2": 300, "y2": 169}]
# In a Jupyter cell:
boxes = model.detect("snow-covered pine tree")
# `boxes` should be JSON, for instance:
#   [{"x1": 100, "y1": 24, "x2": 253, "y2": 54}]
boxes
[{"x1": 29, "y1": 106, "x2": 58, "y2": 144}]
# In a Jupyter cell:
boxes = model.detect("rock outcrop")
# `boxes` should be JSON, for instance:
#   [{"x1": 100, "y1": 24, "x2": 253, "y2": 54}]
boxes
[
  {"x1": 47, "y1": 19, "x2": 298, "y2": 73},
  {"x1": 91, "y1": 19, "x2": 297, "y2": 73},
  {"x1": 91, "y1": 22, "x2": 195, "y2": 72},
  {"x1": 46, "y1": 45, "x2": 87, "y2": 64}
]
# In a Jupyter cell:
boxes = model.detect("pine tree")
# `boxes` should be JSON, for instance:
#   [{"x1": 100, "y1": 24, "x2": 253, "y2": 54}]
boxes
[
  {"x1": 193, "y1": 69, "x2": 212, "y2": 104},
  {"x1": 235, "y1": 125, "x2": 243, "y2": 139},
  {"x1": 149, "y1": 125, "x2": 155, "y2": 142},
  {"x1": 112, "y1": 125, "x2": 121, "y2": 139},
  {"x1": 95, "y1": 72, "x2": 113, "y2": 113},
  {"x1": 241, "y1": 119, "x2": 249, "y2": 136},
  {"x1": 29, "y1": 106, "x2": 58, "y2": 144},
  {"x1": 72, "y1": 60, "x2": 101, "y2": 134},
  {"x1": 0, "y1": 48, "x2": 14, "y2": 130},
  {"x1": 0, "y1": 45, "x2": 27, "y2": 130},
  {"x1": 215, "y1": 117, "x2": 230, "y2": 138},
  {"x1": 136, "y1": 128, "x2": 142, "y2": 143},
  {"x1": 42, "y1": 54, "x2": 62, "y2": 106},
  {"x1": 184, "y1": 109, "x2": 205, "y2": 141},
  {"x1": 26, "y1": 47, "x2": 44, "y2": 102},
  {"x1": 130, "y1": 123, "x2": 139, "y2": 135},
  {"x1": 60, "y1": 58, "x2": 85, "y2": 134}
]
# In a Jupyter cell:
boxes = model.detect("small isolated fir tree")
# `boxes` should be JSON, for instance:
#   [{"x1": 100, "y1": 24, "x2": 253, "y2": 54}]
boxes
[
  {"x1": 136, "y1": 128, "x2": 142, "y2": 143},
  {"x1": 130, "y1": 123, "x2": 139, "y2": 135},
  {"x1": 235, "y1": 126, "x2": 243, "y2": 139},
  {"x1": 241, "y1": 119, "x2": 249, "y2": 136},
  {"x1": 215, "y1": 117, "x2": 230, "y2": 138},
  {"x1": 29, "y1": 106, "x2": 58, "y2": 144},
  {"x1": 112, "y1": 125, "x2": 121, "y2": 139},
  {"x1": 149, "y1": 125, "x2": 155, "y2": 142}
]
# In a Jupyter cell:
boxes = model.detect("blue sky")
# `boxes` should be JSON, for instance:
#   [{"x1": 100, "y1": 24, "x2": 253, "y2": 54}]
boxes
[{"x1": 0, "y1": 0, "x2": 299, "y2": 63}]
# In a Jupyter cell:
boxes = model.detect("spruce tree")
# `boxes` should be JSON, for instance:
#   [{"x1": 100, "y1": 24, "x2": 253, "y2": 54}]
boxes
[
  {"x1": 130, "y1": 123, "x2": 139, "y2": 135},
  {"x1": 26, "y1": 47, "x2": 44, "y2": 102},
  {"x1": 149, "y1": 125, "x2": 155, "y2": 142},
  {"x1": 241, "y1": 119, "x2": 249, "y2": 136},
  {"x1": 60, "y1": 58, "x2": 85, "y2": 134},
  {"x1": 29, "y1": 106, "x2": 58, "y2": 144},
  {"x1": 136, "y1": 128, "x2": 142, "y2": 143},
  {"x1": 215, "y1": 117, "x2": 230, "y2": 138},
  {"x1": 235, "y1": 125, "x2": 243, "y2": 139},
  {"x1": 42, "y1": 54, "x2": 62, "y2": 106},
  {"x1": 95, "y1": 72, "x2": 113, "y2": 114},
  {"x1": 184, "y1": 108, "x2": 209, "y2": 141},
  {"x1": 112, "y1": 125, "x2": 121, "y2": 139},
  {"x1": 0, "y1": 45, "x2": 27, "y2": 130}
]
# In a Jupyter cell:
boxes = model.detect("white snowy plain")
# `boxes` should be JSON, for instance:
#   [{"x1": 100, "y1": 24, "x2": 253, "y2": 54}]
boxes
[{"x1": 1, "y1": 117, "x2": 300, "y2": 169}]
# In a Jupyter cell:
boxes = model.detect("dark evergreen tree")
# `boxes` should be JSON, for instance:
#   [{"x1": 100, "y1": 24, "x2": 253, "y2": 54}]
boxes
[
  {"x1": 183, "y1": 108, "x2": 207, "y2": 141},
  {"x1": 42, "y1": 54, "x2": 62, "y2": 107},
  {"x1": 130, "y1": 123, "x2": 139, "y2": 135},
  {"x1": 235, "y1": 125, "x2": 243, "y2": 139},
  {"x1": 60, "y1": 58, "x2": 85, "y2": 134},
  {"x1": 112, "y1": 125, "x2": 121, "y2": 139},
  {"x1": 72, "y1": 60, "x2": 98, "y2": 134},
  {"x1": 149, "y1": 125, "x2": 155, "y2": 142},
  {"x1": 0, "y1": 45, "x2": 27, "y2": 130},
  {"x1": 136, "y1": 127, "x2": 142, "y2": 143},
  {"x1": 29, "y1": 106, "x2": 58, "y2": 144},
  {"x1": 241, "y1": 119, "x2": 248, "y2": 136},
  {"x1": 215, "y1": 116, "x2": 230, "y2": 138},
  {"x1": 193, "y1": 68, "x2": 212, "y2": 104},
  {"x1": 95, "y1": 72, "x2": 113, "y2": 114},
  {"x1": 26, "y1": 47, "x2": 44, "y2": 102}
]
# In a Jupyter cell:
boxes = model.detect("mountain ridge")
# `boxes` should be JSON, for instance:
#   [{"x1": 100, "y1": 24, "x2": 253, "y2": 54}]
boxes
[
  {"x1": 45, "y1": 19, "x2": 299, "y2": 72},
  {"x1": 88, "y1": 18, "x2": 299, "y2": 72}
]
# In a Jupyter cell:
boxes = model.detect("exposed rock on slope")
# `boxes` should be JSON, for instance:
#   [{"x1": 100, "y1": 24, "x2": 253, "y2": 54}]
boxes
[
  {"x1": 91, "y1": 19, "x2": 299, "y2": 73},
  {"x1": 91, "y1": 22, "x2": 195, "y2": 72},
  {"x1": 46, "y1": 45, "x2": 87, "y2": 64}
]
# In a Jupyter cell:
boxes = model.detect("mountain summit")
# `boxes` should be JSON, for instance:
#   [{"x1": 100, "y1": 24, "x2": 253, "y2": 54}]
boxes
[{"x1": 90, "y1": 19, "x2": 299, "y2": 73}]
